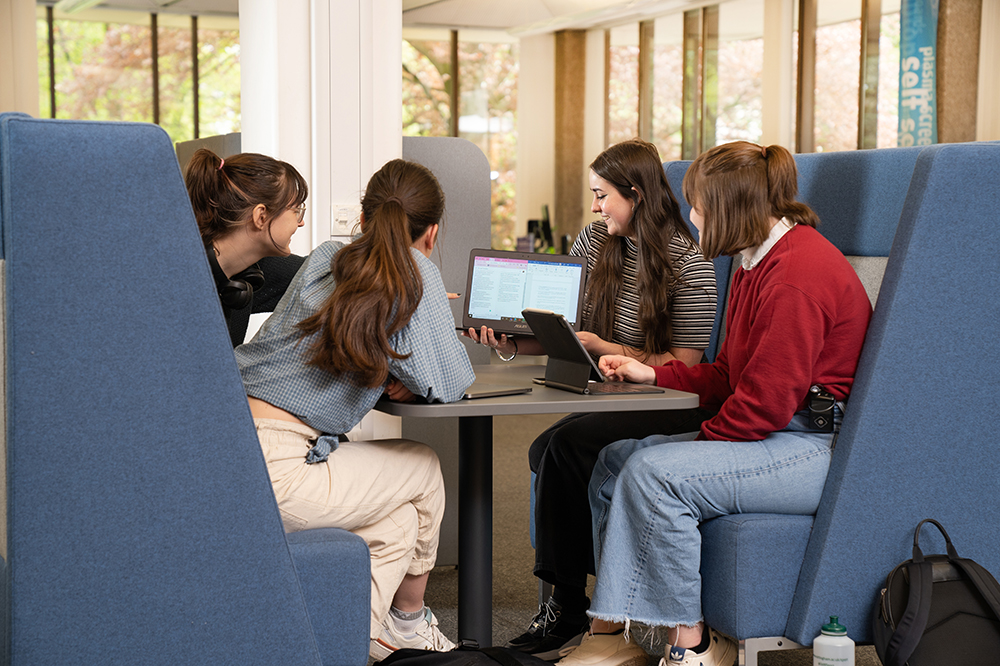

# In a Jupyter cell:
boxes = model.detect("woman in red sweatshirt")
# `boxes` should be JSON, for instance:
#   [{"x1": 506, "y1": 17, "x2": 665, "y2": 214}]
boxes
[{"x1": 554, "y1": 142, "x2": 873, "y2": 666}]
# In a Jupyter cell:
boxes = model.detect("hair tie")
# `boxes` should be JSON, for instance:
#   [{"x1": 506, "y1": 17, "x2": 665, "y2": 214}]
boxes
[
  {"x1": 217, "y1": 157, "x2": 225, "y2": 170},
  {"x1": 760, "y1": 145, "x2": 767, "y2": 159}
]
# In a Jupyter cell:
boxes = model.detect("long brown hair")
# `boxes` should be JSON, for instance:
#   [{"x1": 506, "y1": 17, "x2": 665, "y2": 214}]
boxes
[
  {"x1": 682, "y1": 141, "x2": 818, "y2": 259},
  {"x1": 297, "y1": 159, "x2": 445, "y2": 387},
  {"x1": 586, "y1": 138, "x2": 697, "y2": 356},
  {"x1": 184, "y1": 148, "x2": 307, "y2": 250}
]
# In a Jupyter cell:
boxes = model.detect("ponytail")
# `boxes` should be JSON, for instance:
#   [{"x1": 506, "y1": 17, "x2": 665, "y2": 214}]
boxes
[
  {"x1": 298, "y1": 160, "x2": 444, "y2": 387},
  {"x1": 762, "y1": 145, "x2": 819, "y2": 228},
  {"x1": 683, "y1": 141, "x2": 818, "y2": 259},
  {"x1": 184, "y1": 148, "x2": 308, "y2": 249}
]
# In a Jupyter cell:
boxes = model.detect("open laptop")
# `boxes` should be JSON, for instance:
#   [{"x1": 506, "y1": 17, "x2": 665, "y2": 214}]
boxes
[
  {"x1": 461, "y1": 249, "x2": 587, "y2": 336},
  {"x1": 521, "y1": 308, "x2": 665, "y2": 395}
]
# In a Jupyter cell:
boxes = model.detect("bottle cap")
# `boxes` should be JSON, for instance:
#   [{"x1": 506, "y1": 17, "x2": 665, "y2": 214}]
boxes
[{"x1": 821, "y1": 616, "x2": 847, "y2": 635}]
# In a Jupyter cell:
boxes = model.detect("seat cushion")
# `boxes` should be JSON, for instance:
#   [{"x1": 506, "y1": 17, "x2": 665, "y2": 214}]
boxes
[
  {"x1": 700, "y1": 514, "x2": 813, "y2": 639},
  {"x1": 287, "y1": 528, "x2": 372, "y2": 665}
]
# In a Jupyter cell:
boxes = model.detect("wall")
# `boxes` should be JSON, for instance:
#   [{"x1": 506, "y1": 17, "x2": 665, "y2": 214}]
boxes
[
  {"x1": 514, "y1": 33, "x2": 555, "y2": 241},
  {"x1": 0, "y1": 0, "x2": 39, "y2": 116}
]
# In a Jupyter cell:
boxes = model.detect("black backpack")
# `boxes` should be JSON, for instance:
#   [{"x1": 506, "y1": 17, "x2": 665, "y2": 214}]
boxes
[
  {"x1": 375, "y1": 641, "x2": 554, "y2": 666},
  {"x1": 872, "y1": 519, "x2": 1000, "y2": 666}
]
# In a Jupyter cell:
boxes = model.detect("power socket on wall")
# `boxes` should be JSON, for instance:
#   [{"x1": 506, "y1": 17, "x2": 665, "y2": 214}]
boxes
[{"x1": 331, "y1": 204, "x2": 362, "y2": 238}]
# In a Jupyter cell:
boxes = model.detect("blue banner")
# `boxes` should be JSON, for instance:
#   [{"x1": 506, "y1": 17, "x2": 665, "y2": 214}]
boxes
[{"x1": 898, "y1": 0, "x2": 939, "y2": 146}]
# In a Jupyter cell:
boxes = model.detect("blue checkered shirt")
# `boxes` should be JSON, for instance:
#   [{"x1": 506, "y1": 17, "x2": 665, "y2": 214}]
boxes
[{"x1": 236, "y1": 241, "x2": 475, "y2": 437}]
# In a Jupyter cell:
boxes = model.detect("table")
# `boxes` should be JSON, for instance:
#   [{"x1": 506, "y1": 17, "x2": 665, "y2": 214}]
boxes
[{"x1": 374, "y1": 363, "x2": 699, "y2": 645}]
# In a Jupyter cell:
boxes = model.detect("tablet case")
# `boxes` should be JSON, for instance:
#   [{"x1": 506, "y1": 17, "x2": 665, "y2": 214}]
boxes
[{"x1": 521, "y1": 308, "x2": 664, "y2": 395}]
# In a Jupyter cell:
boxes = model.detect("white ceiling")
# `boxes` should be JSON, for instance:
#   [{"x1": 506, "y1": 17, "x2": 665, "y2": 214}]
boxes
[
  {"x1": 45, "y1": 0, "x2": 704, "y2": 30},
  {"x1": 42, "y1": 0, "x2": 895, "y2": 34}
]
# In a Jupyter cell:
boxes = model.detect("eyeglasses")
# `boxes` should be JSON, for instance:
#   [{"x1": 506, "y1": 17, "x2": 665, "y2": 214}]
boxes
[{"x1": 292, "y1": 205, "x2": 307, "y2": 223}]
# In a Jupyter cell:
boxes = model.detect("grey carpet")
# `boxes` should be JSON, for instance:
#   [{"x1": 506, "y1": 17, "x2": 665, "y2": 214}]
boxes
[{"x1": 418, "y1": 411, "x2": 880, "y2": 665}]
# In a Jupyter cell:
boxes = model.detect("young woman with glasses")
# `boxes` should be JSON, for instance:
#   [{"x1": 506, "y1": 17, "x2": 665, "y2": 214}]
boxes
[{"x1": 184, "y1": 148, "x2": 309, "y2": 346}]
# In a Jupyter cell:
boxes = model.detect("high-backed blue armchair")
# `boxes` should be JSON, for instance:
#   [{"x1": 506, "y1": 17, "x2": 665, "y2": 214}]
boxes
[
  {"x1": 0, "y1": 113, "x2": 369, "y2": 665},
  {"x1": 694, "y1": 142, "x2": 1000, "y2": 664}
]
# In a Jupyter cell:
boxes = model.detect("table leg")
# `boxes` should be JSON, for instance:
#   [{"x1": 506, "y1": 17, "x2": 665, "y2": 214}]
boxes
[{"x1": 457, "y1": 414, "x2": 493, "y2": 646}]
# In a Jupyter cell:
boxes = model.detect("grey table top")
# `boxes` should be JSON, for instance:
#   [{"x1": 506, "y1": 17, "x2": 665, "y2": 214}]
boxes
[{"x1": 374, "y1": 364, "x2": 699, "y2": 418}]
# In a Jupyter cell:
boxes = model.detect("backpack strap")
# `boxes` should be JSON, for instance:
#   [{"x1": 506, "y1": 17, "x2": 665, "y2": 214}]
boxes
[
  {"x1": 883, "y1": 560, "x2": 934, "y2": 666},
  {"x1": 951, "y1": 557, "x2": 1000, "y2": 622}
]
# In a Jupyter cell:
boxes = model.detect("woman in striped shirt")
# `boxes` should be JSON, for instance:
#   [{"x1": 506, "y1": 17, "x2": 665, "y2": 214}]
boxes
[{"x1": 487, "y1": 139, "x2": 719, "y2": 659}]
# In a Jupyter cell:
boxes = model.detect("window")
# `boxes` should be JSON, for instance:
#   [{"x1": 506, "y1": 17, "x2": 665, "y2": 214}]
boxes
[
  {"x1": 402, "y1": 31, "x2": 519, "y2": 249},
  {"x1": 157, "y1": 17, "x2": 195, "y2": 143},
  {"x1": 458, "y1": 35, "x2": 518, "y2": 249},
  {"x1": 814, "y1": 0, "x2": 862, "y2": 152},
  {"x1": 717, "y1": 0, "x2": 764, "y2": 145},
  {"x1": 402, "y1": 32, "x2": 452, "y2": 137},
  {"x1": 197, "y1": 22, "x2": 241, "y2": 139},
  {"x1": 652, "y1": 14, "x2": 684, "y2": 160},
  {"x1": 45, "y1": 17, "x2": 153, "y2": 124},
  {"x1": 36, "y1": 7, "x2": 240, "y2": 144},
  {"x1": 877, "y1": 10, "x2": 900, "y2": 148},
  {"x1": 608, "y1": 24, "x2": 640, "y2": 146}
]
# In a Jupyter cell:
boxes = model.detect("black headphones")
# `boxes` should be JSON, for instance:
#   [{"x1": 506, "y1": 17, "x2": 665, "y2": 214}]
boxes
[{"x1": 206, "y1": 247, "x2": 265, "y2": 310}]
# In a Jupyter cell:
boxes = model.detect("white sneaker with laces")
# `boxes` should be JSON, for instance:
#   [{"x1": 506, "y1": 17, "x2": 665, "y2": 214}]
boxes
[
  {"x1": 555, "y1": 630, "x2": 649, "y2": 666},
  {"x1": 661, "y1": 627, "x2": 737, "y2": 666},
  {"x1": 369, "y1": 607, "x2": 456, "y2": 661}
]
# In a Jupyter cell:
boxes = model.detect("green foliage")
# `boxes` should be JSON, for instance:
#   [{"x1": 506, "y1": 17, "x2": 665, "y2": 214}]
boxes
[
  {"x1": 402, "y1": 37, "x2": 519, "y2": 249},
  {"x1": 36, "y1": 15, "x2": 239, "y2": 145}
]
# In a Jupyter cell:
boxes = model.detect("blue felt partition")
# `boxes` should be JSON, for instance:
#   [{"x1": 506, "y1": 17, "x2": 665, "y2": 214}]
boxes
[{"x1": 0, "y1": 114, "x2": 368, "y2": 665}]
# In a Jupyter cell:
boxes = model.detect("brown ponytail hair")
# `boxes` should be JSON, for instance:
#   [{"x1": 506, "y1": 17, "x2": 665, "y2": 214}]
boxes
[
  {"x1": 682, "y1": 141, "x2": 818, "y2": 259},
  {"x1": 184, "y1": 148, "x2": 308, "y2": 250},
  {"x1": 297, "y1": 159, "x2": 445, "y2": 387},
  {"x1": 586, "y1": 138, "x2": 697, "y2": 357}
]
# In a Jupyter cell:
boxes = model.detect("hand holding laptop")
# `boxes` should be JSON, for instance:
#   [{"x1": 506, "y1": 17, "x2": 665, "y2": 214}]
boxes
[{"x1": 598, "y1": 355, "x2": 657, "y2": 385}]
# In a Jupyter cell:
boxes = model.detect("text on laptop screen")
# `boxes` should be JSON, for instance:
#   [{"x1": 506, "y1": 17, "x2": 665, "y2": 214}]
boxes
[{"x1": 467, "y1": 255, "x2": 584, "y2": 328}]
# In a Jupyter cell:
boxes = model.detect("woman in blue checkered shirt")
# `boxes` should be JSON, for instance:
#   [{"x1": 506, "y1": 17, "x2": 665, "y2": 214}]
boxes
[{"x1": 235, "y1": 159, "x2": 475, "y2": 660}]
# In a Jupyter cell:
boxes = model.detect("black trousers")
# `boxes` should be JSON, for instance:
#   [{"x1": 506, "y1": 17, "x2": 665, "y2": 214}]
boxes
[{"x1": 529, "y1": 407, "x2": 717, "y2": 590}]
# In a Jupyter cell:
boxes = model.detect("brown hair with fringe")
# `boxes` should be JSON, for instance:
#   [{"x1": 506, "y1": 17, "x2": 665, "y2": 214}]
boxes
[
  {"x1": 586, "y1": 138, "x2": 697, "y2": 357},
  {"x1": 682, "y1": 141, "x2": 818, "y2": 259},
  {"x1": 184, "y1": 148, "x2": 308, "y2": 251}
]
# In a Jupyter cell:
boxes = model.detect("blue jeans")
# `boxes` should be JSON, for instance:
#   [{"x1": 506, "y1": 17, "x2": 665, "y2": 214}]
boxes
[{"x1": 587, "y1": 408, "x2": 841, "y2": 628}]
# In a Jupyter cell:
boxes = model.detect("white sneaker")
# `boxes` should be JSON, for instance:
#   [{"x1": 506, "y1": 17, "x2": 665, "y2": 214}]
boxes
[
  {"x1": 661, "y1": 628, "x2": 737, "y2": 666},
  {"x1": 555, "y1": 630, "x2": 649, "y2": 666},
  {"x1": 369, "y1": 607, "x2": 456, "y2": 661}
]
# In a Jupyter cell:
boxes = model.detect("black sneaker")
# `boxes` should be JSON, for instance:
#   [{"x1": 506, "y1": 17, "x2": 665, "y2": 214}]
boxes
[{"x1": 507, "y1": 597, "x2": 588, "y2": 661}]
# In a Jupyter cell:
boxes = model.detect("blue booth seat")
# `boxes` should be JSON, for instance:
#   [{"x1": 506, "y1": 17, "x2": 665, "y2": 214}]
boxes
[
  {"x1": 697, "y1": 142, "x2": 1000, "y2": 663},
  {"x1": 532, "y1": 143, "x2": 1000, "y2": 666},
  {"x1": 0, "y1": 113, "x2": 369, "y2": 665}
]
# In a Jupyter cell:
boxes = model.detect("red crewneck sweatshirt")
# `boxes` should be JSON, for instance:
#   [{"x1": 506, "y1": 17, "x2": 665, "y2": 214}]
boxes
[{"x1": 653, "y1": 224, "x2": 872, "y2": 441}]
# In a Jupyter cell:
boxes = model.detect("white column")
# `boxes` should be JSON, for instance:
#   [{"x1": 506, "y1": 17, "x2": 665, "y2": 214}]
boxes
[
  {"x1": 239, "y1": 0, "x2": 402, "y2": 254},
  {"x1": 0, "y1": 0, "x2": 39, "y2": 116},
  {"x1": 761, "y1": 0, "x2": 796, "y2": 149},
  {"x1": 313, "y1": 0, "x2": 402, "y2": 246},
  {"x1": 515, "y1": 33, "x2": 556, "y2": 240},
  {"x1": 239, "y1": 0, "x2": 313, "y2": 255}
]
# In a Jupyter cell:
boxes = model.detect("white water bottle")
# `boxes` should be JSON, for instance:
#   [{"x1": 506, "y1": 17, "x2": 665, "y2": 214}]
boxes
[{"x1": 813, "y1": 616, "x2": 855, "y2": 666}]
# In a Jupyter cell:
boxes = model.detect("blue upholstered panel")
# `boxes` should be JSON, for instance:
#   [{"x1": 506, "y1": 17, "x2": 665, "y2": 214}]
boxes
[
  {"x1": 784, "y1": 142, "x2": 1000, "y2": 645},
  {"x1": 287, "y1": 529, "x2": 372, "y2": 666},
  {"x1": 0, "y1": 115, "x2": 331, "y2": 664},
  {"x1": 794, "y1": 147, "x2": 922, "y2": 256},
  {"x1": 700, "y1": 514, "x2": 813, "y2": 639},
  {"x1": 663, "y1": 161, "x2": 731, "y2": 363}
]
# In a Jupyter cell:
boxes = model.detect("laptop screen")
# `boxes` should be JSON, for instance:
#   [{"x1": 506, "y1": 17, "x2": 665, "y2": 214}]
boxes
[{"x1": 461, "y1": 249, "x2": 587, "y2": 335}]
